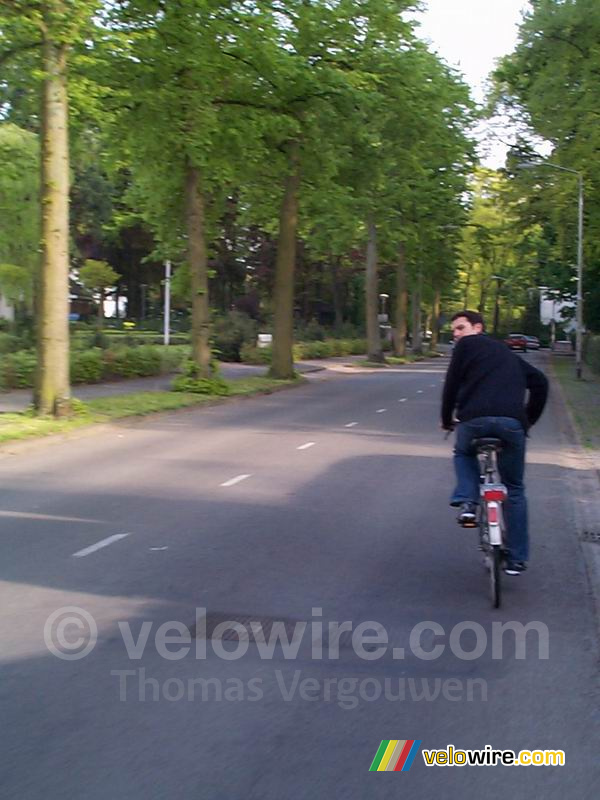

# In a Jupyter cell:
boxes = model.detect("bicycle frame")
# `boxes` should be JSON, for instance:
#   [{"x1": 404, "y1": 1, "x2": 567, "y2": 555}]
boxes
[
  {"x1": 478, "y1": 448, "x2": 507, "y2": 546},
  {"x1": 475, "y1": 441, "x2": 508, "y2": 608}
]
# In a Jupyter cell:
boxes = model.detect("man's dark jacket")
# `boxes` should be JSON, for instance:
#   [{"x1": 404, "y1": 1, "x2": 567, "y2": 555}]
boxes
[{"x1": 441, "y1": 334, "x2": 548, "y2": 432}]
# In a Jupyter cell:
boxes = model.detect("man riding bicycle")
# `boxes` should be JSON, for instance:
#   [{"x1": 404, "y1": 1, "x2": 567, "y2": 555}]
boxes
[{"x1": 441, "y1": 311, "x2": 548, "y2": 576}]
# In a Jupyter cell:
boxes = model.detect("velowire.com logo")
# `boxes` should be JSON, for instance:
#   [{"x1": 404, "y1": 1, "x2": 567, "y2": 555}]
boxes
[{"x1": 369, "y1": 740, "x2": 422, "y2": 772}]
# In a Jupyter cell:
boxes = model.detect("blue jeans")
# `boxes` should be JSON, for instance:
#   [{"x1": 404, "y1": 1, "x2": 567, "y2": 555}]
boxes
[{"x1": 450, "y1": 417, "x2": 528, "y2": 562}]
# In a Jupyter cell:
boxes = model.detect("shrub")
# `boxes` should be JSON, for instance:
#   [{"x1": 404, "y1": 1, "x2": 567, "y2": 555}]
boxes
[
  {"x1": 240, "y1": 343, "x2": 271, "y2": 364},
  {"x1": 71, "y1": 349, "x2": 103, "y2": 384},
  {"x1": 296, "y1": 319, "x2": 327, "y2": 341},
  {"x1": 171, "y1": 360, "x2": 230, "y2": 394},
  {"x1": 102, "y1": 345, "x2": 164, "y2": 378},
  {"x1": 212, "y1": 311, "x2": 258, "y2": 362},
  {"x1": 0, "y1": 332, "x2": 24, "y2": 354},
  {"x1": 295, "y1": 338, "x2": 367, "y2": 359},
  {"x1": 1, "y1": 350, "x2": 36, "y2": 388}
]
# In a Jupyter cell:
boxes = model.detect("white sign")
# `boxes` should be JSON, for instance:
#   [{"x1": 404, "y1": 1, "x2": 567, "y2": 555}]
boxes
[{"x1": 257, "y1": 333, "x2": 273, "y2": 349}]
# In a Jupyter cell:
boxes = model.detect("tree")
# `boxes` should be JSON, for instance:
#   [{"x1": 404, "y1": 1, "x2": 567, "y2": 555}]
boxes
[
  {"x1": 0, "y1": 122, "x2": 39, "y2": 319},
  {"x1": 492, "y1": 0, "x2": 600, "y2": 331},
  {"x1": 1, "y1": 0, "x2": 98, "y2": 415}
]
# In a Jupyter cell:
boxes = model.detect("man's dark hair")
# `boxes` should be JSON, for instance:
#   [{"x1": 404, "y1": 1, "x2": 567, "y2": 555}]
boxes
[{"x1": 451, "y1": 310, "x2": 485, "y2": 329}]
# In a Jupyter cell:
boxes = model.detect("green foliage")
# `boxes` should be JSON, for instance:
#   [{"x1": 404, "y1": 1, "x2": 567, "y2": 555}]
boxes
[
  {"x1": 78, "y1": 259, "x2": 120, "y2": 293},
  {"x1": 0, "y1": 124, "x2": 39, "y2": 308},
  {"x1": 293, "y1": 339, "x2": 367, "y2": 359},
  {"x1": 240, "y1": 344, "x2": 271, "y2": 365},
  {"x1": 0, "y1": 344, "x2": 186, "y2": 389},
  {"x1": 583, "y1": 334, "x2": 600, "y2": 375},
  {"x1": 0, "y1": 350, "x2": 36, "y2": 388},
  {"x1": 493, "y1": 0, "x2": 600, "y2": 332},
  {"x1": 171, "y1": 360, "x2": 230, "y2": 395},
  {"x1": 71, "y1": 349, "x2": 103, "y2": 384},
  {"x1": 0, "y1": 332, "x2": 24, "y2": 353},
  {"x1": 240, "y1": 337, "x2": 368, "y2": 363},
  {"x1": 296, "y1": 320, "x2": 327, "y2": 342},
  {"x1": 102, "y1": 344, "x2": 181, "y2": 379},
  {"x1": 211, "y1": 311, "x2": 258, "y2": 362}
]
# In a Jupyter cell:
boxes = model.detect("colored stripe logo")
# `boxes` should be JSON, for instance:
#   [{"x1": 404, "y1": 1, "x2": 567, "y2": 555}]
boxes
[{"x1": 369, "y1": 740, "x2": 422, "y2": 772}]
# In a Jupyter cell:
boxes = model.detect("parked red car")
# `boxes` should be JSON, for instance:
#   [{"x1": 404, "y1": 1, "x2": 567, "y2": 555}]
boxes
[{"x1": 504, "y1": 333, "x2": 528, "y2": 352}]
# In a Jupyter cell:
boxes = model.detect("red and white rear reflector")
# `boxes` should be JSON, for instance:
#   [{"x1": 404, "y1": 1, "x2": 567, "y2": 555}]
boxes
[{"x1": 484, "y1": 488, "x2": 507, "y2": 502}]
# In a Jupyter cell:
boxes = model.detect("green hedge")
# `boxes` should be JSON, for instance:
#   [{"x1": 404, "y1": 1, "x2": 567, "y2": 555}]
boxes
[
  {"x1": 72, "y1": 330, "x2": 190, "y2": 350},
  {"x1": 0, "y1": 350, "x2": 37, "y2": 388},
  {"x1": 240, "y1": 338, "x2": 369, "y2": 364},
  {"x1": 0, "y1": 345, "x2": 188, "y2": 390}
]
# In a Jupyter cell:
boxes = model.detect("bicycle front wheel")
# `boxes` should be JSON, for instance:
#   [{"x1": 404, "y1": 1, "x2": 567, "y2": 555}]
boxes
[{"x1": 490, "y1": 545, "x2": 502, "y2": 608}]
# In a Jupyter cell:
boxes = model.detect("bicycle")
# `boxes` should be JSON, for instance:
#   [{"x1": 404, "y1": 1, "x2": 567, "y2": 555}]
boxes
[{"x1": 473, "y1": 437, "x2": 508, "y2": 609}]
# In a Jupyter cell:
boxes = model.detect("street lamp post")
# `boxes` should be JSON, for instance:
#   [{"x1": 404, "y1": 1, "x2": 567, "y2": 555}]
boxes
[{"x1": 517, "y1": 160, "x2": 584, "y2": 379}]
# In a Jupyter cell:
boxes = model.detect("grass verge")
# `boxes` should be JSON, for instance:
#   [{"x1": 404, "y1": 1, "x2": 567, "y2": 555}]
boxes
[
  {"x1": 0, "y1": 376, "x2": 299, "y2": 446},
  {"x1": 551, "y1": 356, "x2": 600, "y2": 449},
  {"x1": 349, "y1": 353, "x2": 439, "y2": 368}
]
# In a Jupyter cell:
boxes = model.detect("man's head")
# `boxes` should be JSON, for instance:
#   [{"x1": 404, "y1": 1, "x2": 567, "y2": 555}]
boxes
[{"x1": 451, "y1": 310, "x2": 485, "y2": 342}]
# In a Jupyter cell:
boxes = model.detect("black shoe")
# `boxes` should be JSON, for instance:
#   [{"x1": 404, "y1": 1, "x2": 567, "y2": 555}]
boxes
[
  {"x1": 457, "y1": 502, "x2": 477, "y2": 527},
  {"x1": 504, "y1": 560, "x2": 527, "y2": 576}
]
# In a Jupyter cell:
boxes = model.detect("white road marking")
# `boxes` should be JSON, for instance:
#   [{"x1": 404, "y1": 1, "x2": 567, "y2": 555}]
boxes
[
  {"x1": 297, "y1": 442, "x2": 316, "y2": 450},
  {"x1": 399, "y1": 398, "x2": 407, "y2": 403},
  {"x1": 72, "y1": 533, "x2": 131, "y2": 558},
  {"x1": 0, "y1": 510, "x2": 105, "y2": 524},
  {"x1": 150, "y1": 547, "x2": 168, "y2": 551},
  {"x1": 220, "y1": 474, "x2": 251, "y2": 487},
  {"x1": 417, "y1": 390, "x2": 423, "y2": 394},
  {"x1": 376, "y1": 409, "x2": 387, "y2": 413},
  {"x1": 345, "y1": 422, "x2": 358, "y2": 428}
]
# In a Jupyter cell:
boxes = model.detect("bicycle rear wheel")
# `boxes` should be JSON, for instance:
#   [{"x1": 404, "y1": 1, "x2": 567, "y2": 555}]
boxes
[{"x1": 490, "y1": 545, "x2": 502, "y2": 608}]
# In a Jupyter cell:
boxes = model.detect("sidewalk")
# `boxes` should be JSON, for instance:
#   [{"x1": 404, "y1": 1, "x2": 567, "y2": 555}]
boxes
[{"x1": 0, "y1": 361, "x2": 327, "y2": 414}]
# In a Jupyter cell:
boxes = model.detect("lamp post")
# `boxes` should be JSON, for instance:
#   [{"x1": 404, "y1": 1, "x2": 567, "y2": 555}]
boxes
[
  {"x1": 163, "y1": 260, "x2": 171, "y2": 346},
  {"x1": 517, "y1": 160, "x2": 584, "y2": 379}
]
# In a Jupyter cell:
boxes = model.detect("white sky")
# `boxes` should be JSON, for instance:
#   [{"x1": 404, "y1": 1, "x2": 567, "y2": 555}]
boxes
[{"x1": 411, "y1": 0, "x2": 532, "y2": 167}]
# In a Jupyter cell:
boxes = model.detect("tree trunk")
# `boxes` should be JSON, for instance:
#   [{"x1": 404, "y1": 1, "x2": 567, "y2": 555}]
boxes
[
  {"x1": 35, "y1": 8, "x2": 71, "y2": 417},
  {"x1": 97, "y1": 288, "x2": 104, "y2": 328},
  {"x1": 411, "y1": 276, "x2": 422, "y2": 355},
  {"x1": 330, "y1": 256, "x2": 343, "y2": 334},
  {"x1": 270, "y1": 141, "x2": 300, "y2": 379},
  {"x1": 430, "y1": 286, "x2": 441, "y2": 351},
  {"x1": 365, "y1": 216, "x2": 383, "y2": 362},
  {"x1": 478, "y1": 283, "x2": 486, "y2": 314},
  {"x1": 184, "y1": 161, "x2": 211, "y2": 377},
  {"x1": 394, "y1": 242, "x2": 407, "y2": 357}
]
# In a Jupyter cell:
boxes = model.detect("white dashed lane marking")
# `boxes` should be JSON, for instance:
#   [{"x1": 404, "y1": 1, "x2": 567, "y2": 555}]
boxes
[
  {"x1": 297, "y1": 442, "x2": 316, "y2": 450},
  {"x1": 220, "y1": 474, "x2": 252, "y2": 487},
  {"x1": 72, "y1": 533, "x2": 131, "y2": 558},
  {"x1": 345, "y1": 422, "x2": 358, "y2": 428},
  {"x1": 376, "y1": 409, "x2": 387, "y2": 414}
]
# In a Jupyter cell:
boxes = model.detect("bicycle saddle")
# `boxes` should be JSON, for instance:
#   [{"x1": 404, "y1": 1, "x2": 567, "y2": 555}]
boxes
[{"x1": 472, "y1": 437, "x2": 503, "y2": 452}]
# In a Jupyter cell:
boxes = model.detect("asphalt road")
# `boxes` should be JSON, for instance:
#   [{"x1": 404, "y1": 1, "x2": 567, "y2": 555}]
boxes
[{"x1": 1, "y1": 353, "x2": 598, "y2": 799}]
